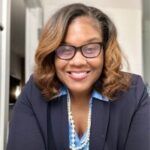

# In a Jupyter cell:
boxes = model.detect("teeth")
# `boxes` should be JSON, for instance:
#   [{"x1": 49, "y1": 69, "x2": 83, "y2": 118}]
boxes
[{"x1": 70, "y1": 72, "x2": 88, "y2": 78}]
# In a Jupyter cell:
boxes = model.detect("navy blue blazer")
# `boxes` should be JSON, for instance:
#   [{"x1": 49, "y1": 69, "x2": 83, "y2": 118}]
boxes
[{"x1": 7, "y1": 74, "x2": 150, "y2": 150}]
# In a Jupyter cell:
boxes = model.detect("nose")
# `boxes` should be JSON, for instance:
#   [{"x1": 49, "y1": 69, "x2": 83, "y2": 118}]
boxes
[{"x1": 69, "y1": 50, "x2": 87, "y2": 66}]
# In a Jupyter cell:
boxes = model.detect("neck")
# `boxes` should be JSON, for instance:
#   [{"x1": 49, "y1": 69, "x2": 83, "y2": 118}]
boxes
[{"x1": 69, "y1": 90, "x2": 92, "y2": 107}]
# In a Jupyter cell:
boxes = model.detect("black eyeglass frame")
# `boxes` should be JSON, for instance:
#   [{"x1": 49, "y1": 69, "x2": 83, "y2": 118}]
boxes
[{"x1": 55, "y1": 42, "x2": 103, "y2": 60}]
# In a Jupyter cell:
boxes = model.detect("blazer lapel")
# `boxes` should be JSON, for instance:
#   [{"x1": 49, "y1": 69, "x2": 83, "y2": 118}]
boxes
[
  {"x1": 49, "y1": 96, "x2": 110, "y2": 150},
  {"x1": 50, "y1": 95, "x2": 69, "y2": 150},
  {"x1": 90, "y1": 99, "x2": 110, "y2": 150},
  {"x1": 31, "y1": 89, "x2": 49, "y2": 150}
]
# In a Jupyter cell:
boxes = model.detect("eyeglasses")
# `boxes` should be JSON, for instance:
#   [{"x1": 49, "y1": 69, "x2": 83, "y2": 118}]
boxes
[{"x1": 55, "y1": 42, "x2": 103, "y2": 60}]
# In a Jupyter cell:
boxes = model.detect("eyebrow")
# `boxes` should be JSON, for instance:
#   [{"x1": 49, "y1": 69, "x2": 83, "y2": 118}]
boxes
[{"x1": 63, "y1": 37, "x2": 102, "y2": 45}]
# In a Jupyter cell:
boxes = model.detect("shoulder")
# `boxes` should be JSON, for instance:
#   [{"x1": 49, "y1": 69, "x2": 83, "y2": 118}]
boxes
[
  {"x1": 23, "y1": 75, "x2": 38, "y2": 89},
  {"x1": 119, "y1": 72, "x2": 146, "y2": 98},
  {"x1": 113, "y1": 73, "x2": 149, "y2": 109},
  {"x1": 130, "y1": 73, "x2": 144, "y2": 87},
  {"x1": 22, "y1": 75, "x2": 44, "y2": 97},
  {"x1": 17, "y1": 75, "x2": 48, "y2": 105},
  {"x1": 109, "y1": 73, "x2": 150, "y2": 123},
  {"x1": 129, "y1": 73, "x2": 147, "y2": 101}
]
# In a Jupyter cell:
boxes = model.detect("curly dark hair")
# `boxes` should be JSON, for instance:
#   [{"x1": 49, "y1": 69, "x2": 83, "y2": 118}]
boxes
[{"x1": 34, "y1": 3, "x2": 131, "y2": 100}]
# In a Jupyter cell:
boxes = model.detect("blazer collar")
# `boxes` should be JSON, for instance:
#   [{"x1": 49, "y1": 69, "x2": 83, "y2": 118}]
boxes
[
  {"x1": 30, "y1": 86, "x2": 49, "y2": 150},
  {"x1": 49, "y1": 95, "x2": 110, "y2": 150},
  {"x1": 90, "y1": 98, "x2": 110, "y2": 149},
  {"x1": 49, "y1": 95, "x2": 69, "y2": 149},
  {"x1": 50, "y1": 85, "x2": 109, "y2": 102}
]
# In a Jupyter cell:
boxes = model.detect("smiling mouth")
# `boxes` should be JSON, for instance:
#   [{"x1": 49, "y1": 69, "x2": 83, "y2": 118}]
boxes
[{"x1": 67, "y1": 71, "x2": 90, "y2": 80}]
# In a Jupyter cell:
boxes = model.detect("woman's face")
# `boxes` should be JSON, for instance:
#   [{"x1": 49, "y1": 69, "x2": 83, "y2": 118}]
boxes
[{"x1": 55, "y1": 16, "x2": 104, "y2": 95}]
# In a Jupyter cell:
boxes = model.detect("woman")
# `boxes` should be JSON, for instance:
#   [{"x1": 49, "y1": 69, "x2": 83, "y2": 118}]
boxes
[{"x1": 7, "y1": 3, "x2": 150, "y2": 150}]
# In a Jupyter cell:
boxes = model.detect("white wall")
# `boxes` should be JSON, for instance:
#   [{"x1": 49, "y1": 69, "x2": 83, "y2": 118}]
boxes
[
  {"x1": 104, "y1": 8, "x2": 142, "y2": 75},
  {"x1": 42, "y1": 0, "x2": 141, "y2": 21},
  {"x1": 40, "y1": 0, "x2": 143, "y2": 76},
  {"x1": 25, "y1": 7, "x2": 43, "y2": 81}
]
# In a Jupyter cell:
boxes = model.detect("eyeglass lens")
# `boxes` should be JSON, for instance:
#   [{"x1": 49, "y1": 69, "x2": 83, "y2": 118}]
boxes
[{"x1": 55, "y1": 43, "x2": 102, "y2": 60}]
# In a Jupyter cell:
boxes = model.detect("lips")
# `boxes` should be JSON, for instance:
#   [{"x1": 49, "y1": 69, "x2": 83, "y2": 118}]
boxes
[{"x1": 67, "y1": 71, "x2": 90, "y2": 80}]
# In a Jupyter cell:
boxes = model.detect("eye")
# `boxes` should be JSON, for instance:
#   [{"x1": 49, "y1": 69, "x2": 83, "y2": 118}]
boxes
[
  {"x1": 62, "y1": 46, "x2": 74, "y2": 53},
  {"x1": 83, "y1": 44, "x2": 100, "y2": 53},
  {"x1": 85, "y1": 47, "x2": 94, "y2": 53},
  {"x1": 56, "y1": 45, "x2": 74, "y2": 57}
]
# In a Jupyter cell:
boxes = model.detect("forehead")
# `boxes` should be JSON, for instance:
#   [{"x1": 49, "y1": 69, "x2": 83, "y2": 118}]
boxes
[
  {"x1": 69, "y1": 16, "x2": 101, "y2": 33},
  {"x1": 64, "y1": 16, "x2": 102, "y2": 45}
]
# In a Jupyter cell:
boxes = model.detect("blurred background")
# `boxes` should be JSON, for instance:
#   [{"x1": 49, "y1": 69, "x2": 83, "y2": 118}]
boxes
[{"x1": 0, "y1": 0, "x2": 150, "y2": 149}]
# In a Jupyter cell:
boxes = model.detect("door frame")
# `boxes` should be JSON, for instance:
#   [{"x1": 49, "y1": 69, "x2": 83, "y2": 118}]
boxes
[{"x1": 0, "y1": 0, "x2": 11, "y2": 149}]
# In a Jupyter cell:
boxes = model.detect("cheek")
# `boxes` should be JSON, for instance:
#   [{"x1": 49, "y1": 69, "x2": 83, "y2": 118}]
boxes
[
  {"x1": 54, "y1": 59, "x2": 67, "y2": 77},
  {"x1": 93, "y1": 56, "x2": 104, "y2": 78},
  {"x1": 92, "y1": 55, "x2": 103, "y2": 71}
]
